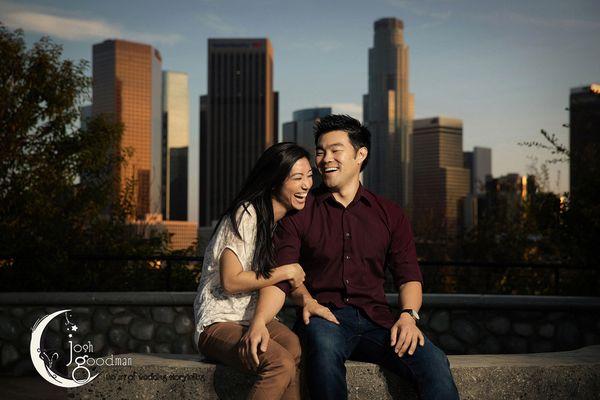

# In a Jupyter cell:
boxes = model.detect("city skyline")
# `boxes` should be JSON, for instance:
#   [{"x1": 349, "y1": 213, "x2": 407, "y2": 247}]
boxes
[{"x1": 3, "y1": 0, "x2": 599, "y2": 221}]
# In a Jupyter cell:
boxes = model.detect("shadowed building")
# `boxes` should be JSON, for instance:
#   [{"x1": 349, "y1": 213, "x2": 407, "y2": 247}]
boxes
[
  {"x1": 92, "y1": 39, "x2": 163, "y2": 219},
  {"x1": 463, "y1": 147, "x2": 492, "y2": 194},
  {"x1": 283, "y1": 107, "x2": 331, "y2": 188},
  {"x1": 199, "y1": 39, "x2": 278, "y2": 227},
  {"x1": 569, "y1": 83, "x2": 600, "y2": 197},
  {"x1": 283, "y1": 107, "x2": 331, "y2": 151},
  {"x1": 413, "y1": 117, "x2": 470, "y2": 236},
  {"x1": 162, "y1": 71, "x2": 189, "y2": 221},
  {"x1": 363, "y1": 18, "x2": 414, "y2": 210},
  {"x1": 479, "y1": 173, "x2": 536, "y2": 223},
  {"x1": 80, "y1": 105, "x2": 92, "y2": 131}
]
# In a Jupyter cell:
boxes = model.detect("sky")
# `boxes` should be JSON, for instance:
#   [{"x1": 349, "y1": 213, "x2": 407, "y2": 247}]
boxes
[{"x1": 2, "y1": 0, "x2": 599, "y2": 222}]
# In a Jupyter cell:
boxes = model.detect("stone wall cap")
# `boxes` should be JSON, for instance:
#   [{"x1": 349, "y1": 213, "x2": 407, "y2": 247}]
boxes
[{"x1": 0, "y1": 292, "x2": 599, "y2": 309}]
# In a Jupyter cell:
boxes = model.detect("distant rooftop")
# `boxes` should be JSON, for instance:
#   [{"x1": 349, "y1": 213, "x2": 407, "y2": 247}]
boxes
[
  {"x1": 374, "y1": 18, "x2": 404, "y2": 30},
  {"x1": 570, "y1": 83, "x2": 600, "y2": 95}
]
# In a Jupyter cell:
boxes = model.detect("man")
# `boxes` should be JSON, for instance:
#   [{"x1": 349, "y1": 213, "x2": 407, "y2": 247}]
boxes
[{"x1": 241, "y1": 115, "x2": 459, "y2": 400}]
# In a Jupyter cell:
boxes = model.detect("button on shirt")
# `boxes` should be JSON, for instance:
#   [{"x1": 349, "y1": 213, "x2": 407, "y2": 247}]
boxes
[{"x1": 274, "y1": 184, "x2": 422, "y2": 329}]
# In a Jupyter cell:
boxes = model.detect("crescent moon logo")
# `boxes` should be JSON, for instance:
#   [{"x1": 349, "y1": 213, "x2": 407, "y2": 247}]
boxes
[{"x1": 30, "y1": 309, "x2": 100, "y2": 388}]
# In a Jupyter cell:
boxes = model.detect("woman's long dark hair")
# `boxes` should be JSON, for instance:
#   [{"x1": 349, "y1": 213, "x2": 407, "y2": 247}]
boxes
[{"x1": 214, "y1": 142, "x2": 311, "y2": 279}]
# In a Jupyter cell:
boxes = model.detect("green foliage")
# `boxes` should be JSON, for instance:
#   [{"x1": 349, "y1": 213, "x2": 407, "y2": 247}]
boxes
[
  {"x1": 521, "y1": 129, "x2": 600, "y2": 267},
  {"x1": 0, "y1": 25, "x2": 184, "y2": 290}
]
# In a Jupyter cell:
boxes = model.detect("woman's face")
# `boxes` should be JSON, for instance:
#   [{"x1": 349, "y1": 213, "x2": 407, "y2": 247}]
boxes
[{"x1": 277, "y1": 157, "x2": 313, "y2": 211}]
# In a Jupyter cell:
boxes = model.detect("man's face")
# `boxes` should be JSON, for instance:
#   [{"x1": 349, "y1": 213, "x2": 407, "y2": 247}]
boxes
[{"x1": 315, "y1": 130, "x2": 364, "y2": 190}]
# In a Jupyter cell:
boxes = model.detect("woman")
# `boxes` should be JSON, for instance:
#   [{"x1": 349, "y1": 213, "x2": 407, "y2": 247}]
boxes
[{"x1": 193, "y1": 142, "x2": 313, "y2": 400}]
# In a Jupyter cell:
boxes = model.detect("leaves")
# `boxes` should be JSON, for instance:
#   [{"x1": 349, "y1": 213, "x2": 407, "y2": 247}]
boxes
[{"x1": 0, "y1": 24, "x2": 179, "y2": 291}]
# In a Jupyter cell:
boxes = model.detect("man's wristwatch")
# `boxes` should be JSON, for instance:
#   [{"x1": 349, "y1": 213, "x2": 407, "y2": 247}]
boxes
[{"x1": 400, "y1": 309, "x2": 420, "y2": 322}]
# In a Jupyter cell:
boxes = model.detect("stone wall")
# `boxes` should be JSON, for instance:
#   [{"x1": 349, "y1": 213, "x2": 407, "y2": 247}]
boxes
[{"x1": 1, "y1": 293, "x2": 599, "y2": 376}]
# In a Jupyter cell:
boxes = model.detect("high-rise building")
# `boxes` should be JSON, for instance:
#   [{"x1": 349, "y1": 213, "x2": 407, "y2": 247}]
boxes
[
  {"x1": 162, "y1": 71, "x2": 189, "y2": 221},
  {"x1": 199, "y1": 39, "x2": 278, "y2": 227},
  {"x1": 569, "y1": 83, "x2": 600, "y2": 196},
  {"x1": 283, "y1": 107, "x2": 331, "y2": 188},
  {"x1": 413, "y1": 117, "x2": 470, "y2": 235},
  {"x1": 80, "y1": 105, "x2": 92, "y2": 131},
  {"x1": 363, "y1": 18, "x2": 414, "y2": 209},
  {"x1": 479, "y1": 173, "x2": 536, "y2": 223},
  {"x1": 92, "y1": 39, "x2": 163, "y2": 219},
  {"x1": 282, "y1": 107, "x2": 331, "y2": 151},
  {"x1": 463, "y1": 147, "x2": 492, "y2": 194}
]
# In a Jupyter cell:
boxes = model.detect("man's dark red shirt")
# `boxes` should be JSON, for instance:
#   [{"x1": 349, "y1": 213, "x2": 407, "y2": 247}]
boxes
[{"x1": 274, "y1": 184, "x2": 423, "y2": 329}]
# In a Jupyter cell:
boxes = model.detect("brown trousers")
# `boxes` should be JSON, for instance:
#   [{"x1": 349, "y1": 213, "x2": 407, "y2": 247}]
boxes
[{"x1": 198, "y1": 320, "x2": 301, "y2": 400}]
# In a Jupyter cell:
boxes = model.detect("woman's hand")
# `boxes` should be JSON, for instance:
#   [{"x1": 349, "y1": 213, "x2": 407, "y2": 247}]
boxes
[
  {"x1": 283, "y1": 263, "x2": 305, "y2": 288},
  {"x1": 239, "y1": 320, "x2": 270, "y2": 370}
]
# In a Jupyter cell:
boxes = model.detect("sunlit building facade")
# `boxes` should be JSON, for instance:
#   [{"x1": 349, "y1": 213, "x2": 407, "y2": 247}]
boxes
[
  {"x1": 363, "y1": 18, "x2": 414, "y2": 210},
  {"x1": 162, "y1": 71, "x2": 189, "y2": 221},
  {"x1": 92, "y1": 39, "x2": 163, "y2": 219},
  {"x1": 413, "y1": 117, "x2": 470, "y2": 235}
]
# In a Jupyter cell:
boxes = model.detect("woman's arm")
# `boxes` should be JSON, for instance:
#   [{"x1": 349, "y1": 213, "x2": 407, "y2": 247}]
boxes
[
  {"x1": 219, "y1": 248, "x2": 305, "y2": 295},
  {"x1": 239, "y1": 286, "x2": 286, "y2": 369}
]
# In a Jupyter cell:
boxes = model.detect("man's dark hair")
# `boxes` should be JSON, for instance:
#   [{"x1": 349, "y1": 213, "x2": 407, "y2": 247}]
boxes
[{"x1": 314, "y1": 114, "x2": 371, "y2": 171}]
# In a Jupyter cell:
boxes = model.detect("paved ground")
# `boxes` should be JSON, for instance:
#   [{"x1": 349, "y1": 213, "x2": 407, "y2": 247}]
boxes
[{"x1": 0, "y1": 376, "x2": 66, "y2": 400}]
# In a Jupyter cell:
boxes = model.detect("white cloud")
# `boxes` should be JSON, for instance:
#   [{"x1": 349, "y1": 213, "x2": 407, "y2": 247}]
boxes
[
  {"x1": 505, "y1": 12, "x2": 600, "y2": 31},
  {"x1": 197, "y1": 13, "x2": 245, "y2": 35},
  {"x1": 328, "y1": 103, "x2": 363, "y2": 121},
  {"x1": 3, "y1": 9, "x2": 183, "y2": 45},
  {"x1": 470, "y1": 11, "x2": 600, "y2": 32},
  {"x1": 385, "y1": 0, "x2": 452, "y2": 21}
]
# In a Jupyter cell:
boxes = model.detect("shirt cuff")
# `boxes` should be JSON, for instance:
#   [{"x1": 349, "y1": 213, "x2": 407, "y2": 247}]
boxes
[
  {"x1": 392, "y1": 264, "x2": 423, "y2": 286},
  {"x1": 274, "y1": 280, "x2": 292, "y2": 295}
]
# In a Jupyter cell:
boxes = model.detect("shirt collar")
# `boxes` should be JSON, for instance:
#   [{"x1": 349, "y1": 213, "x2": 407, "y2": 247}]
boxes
[{"x1": 315, "y1": 183, "x2": 372, "y2": 207}]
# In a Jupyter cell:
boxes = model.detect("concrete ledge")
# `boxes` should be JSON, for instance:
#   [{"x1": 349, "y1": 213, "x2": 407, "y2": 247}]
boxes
[
  {"x1": 2, "y1": 292, "x2": 599, "y2": 309},
  {"x1": 68, "y1": 345, "x2": 600, "y2": 400}
]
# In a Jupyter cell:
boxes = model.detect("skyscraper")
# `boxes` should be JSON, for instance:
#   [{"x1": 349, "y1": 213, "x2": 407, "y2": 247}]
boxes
[
  {"x1": 283, "y1": 107, "x2": 331, "y2": 152},
  {"x1": 363, "y1": 18, "x2": 414, "y2": 209},
  {"x1": 162, "y1": 71, "x2": 189, "y2": 221},
  {"x1": 199, "y1": 39, "x2": 277, "y2": 227},
  {"x1": 92, "y1": 39, "x2": 163, "y2": 219},
  {"x1": 569, "y1": 83, "x2": 600, "y2": 196},
  {"x1": 283, "y1": 107, "x2": 331, "y2": 188},
  {"x1": 463, "y1": 146, "x2": 492, "y2": 194},
  {"x1": 413, "y1": 117, "x2": 470, "y2": 235}
]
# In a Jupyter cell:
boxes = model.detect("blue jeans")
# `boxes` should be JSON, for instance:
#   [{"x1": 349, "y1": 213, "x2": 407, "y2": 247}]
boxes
[{"x1": 294, "y1": 305, "x2": 459, "y2": 400}]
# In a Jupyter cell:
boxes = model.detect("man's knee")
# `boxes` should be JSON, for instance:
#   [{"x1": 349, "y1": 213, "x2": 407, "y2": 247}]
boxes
[
  {"x1": 412, "y1": 339, "x2": 454, "y2": 381},
  {"x1": 303, "y1": 320, "x2": 345, "y2": 362}
]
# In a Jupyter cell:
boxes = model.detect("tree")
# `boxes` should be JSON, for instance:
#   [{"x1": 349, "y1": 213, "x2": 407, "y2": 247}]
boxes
[
  {"x1": 0, "y1": 25, "x2": 177, "y2": 290},
  {"x1": 521, "y1": 129, "x2": 600, "y2": 267}
]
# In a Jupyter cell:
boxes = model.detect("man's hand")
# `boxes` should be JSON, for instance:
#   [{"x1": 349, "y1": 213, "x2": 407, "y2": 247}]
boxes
[
  {"x1": 390, "y1": 313, "x2": 424, "y2": 357},
  {"x1": 239, "y1": 321, "x2": 270, "y2": 370},
  {"x1": 283, "y1": 263, "x2": 305, "y2": 288},
  {"x1": 302, "y1": 299, "x2": 340, "y2": 325}
]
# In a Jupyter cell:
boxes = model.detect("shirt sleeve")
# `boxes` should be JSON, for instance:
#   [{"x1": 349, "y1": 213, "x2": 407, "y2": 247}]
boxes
[
  {"x1": 273, "y1": 213, "x2": 303, "y2": 294},
  {"x1": 387, "y1": 207, "x2": 423, "y2": 288},
  {"x1": 219, "y1": 205, "x2": 256, "y2": 271}
]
